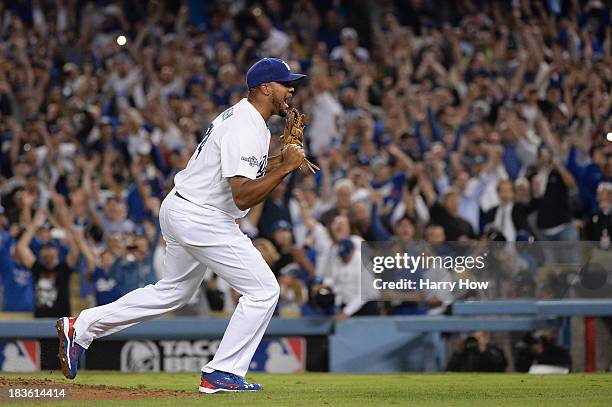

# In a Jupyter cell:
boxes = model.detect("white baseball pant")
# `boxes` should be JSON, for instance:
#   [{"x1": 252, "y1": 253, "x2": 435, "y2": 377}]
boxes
[{"x1": 74, "y1": 192, "x2": 280, "y2": 377}]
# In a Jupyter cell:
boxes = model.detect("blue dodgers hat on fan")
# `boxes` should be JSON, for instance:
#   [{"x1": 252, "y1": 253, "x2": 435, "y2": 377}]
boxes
[
  {"x1": 246, "y1": 58, "x2": 306, "y2": 88},
  {"x1": 337, "y1": 238, "x2": 355, "y2": 261},
  {"x1": 272, "y1": 219, "x2": 292, "y2": 233}
]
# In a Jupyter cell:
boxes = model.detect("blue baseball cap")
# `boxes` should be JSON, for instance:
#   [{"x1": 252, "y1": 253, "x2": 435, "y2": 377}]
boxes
[
  {"x1": 246, "y1": 58, "x2": 306, "y2": 88},
  {"x1": 272, "y1": 219, "x2": 292, "y2": 233},
  {"x1": 338, "y1": 238, "x2": 355, "y2": 259}
]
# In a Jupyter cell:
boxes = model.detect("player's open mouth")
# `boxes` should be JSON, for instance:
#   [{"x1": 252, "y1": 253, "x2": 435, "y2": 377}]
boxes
[{"x1": 283, "y1": 98, "x2": 290, "y2": 109}]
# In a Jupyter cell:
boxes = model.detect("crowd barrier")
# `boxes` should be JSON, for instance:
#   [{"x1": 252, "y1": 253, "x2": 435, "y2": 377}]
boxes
[
  {"x1": 453, "y1": 299, "x2": 612, "y2": 316},
  {"x1": 0, "y1": 300, "x2": 610, "y2": 373}
]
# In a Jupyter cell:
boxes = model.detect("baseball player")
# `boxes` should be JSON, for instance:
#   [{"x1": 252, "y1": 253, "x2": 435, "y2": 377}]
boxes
[{"x1": 56, "y1": 58, "x2": 307, "y2": 393}]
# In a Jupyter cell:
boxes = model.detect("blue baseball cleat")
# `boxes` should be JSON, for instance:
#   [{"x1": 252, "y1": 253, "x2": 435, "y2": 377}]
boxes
[
  {"x1": 199, "y1": 370, "x2": 263, "y2": 393},
  {"x1": 56, "y1": 317, "x2": 86, "y2": 379}
]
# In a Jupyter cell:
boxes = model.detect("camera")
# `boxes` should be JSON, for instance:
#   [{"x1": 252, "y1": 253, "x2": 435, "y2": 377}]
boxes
[{"x1": 310, "y1": 286, "x2": 335, "y2": 310}]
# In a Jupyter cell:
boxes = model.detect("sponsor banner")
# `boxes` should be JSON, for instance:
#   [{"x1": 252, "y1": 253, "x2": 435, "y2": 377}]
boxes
[
  {"x1": 119, "y1": 339, "x2": 219, "y2": 372},
  {"x1": 249, "y1": 337, "x2": 305, "y2": 373},
  {"x1": 362, "y1": 241, "x2": 612, "y2": 302},
  {"x1": 120, "y1": 340, "x2": 162, "y2": 372},
  {"x1": 114, "y1": 337, "x2": 305, "y2": 373},
  {"x1": 0, "y1": 340, "x2": 40, "y2": 372}
]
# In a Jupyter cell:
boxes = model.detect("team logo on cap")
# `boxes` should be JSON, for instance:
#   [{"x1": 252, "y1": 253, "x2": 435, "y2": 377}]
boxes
[{"x1": 282, "y1": 60, "x2": 291, "y2": 71}]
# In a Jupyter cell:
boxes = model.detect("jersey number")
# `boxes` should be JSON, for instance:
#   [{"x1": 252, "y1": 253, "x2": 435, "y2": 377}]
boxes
[{"x1": 195, "y1": 123, "x2": 213, "y2": 159}]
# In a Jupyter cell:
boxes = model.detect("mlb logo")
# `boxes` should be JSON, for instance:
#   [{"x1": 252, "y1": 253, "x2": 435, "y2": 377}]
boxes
[
  {"x1": 250, "y1": 337, "x2": 305, "y2": 373},
  {"x1": 0, "y1": 340, "x2": 41, "y2": 372}
]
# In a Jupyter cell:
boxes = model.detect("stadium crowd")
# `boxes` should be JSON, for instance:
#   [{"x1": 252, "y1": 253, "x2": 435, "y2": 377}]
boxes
[{"x1": 0, "y1": 0, "x2": 610, "y2": 320}]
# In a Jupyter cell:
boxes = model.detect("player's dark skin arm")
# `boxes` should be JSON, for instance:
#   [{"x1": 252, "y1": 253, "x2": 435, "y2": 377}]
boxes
[
  {"x1": 230, "y1": 144, "x2": 305, "y2": 211},
  {"x1": 265, "y1": 154, "x2": 283, "y2": 174}
]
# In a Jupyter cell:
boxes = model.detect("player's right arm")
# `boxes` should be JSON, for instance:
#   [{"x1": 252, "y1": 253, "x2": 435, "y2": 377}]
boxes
[
  {"x1": 229, "y1": 144, "x2": 304, "y2": 210},
  {"x1": 264, "y1": 154, "x2": 283, "y2": 174}
]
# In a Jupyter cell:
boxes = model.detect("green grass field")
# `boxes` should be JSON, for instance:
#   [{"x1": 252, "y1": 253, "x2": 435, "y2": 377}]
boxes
[{"x1": 1, "y1": 371, "x2": 611, "y2": 407}]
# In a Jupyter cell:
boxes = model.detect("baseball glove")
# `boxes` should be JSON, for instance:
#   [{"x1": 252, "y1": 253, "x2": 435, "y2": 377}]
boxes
[{"x1": 281, "y1": 108, "x2": 320, "y2": 174}]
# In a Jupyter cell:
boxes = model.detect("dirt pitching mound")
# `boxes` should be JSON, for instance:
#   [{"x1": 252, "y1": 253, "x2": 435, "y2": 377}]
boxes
[{"x1": 0, "y1": 376, "x2": 197, "y2": 402}]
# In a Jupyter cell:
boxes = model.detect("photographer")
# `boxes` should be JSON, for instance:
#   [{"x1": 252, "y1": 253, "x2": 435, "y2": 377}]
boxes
[
  {"x1": 107, "y1": 233, "x2": 158, "y2": 295},
  {"x1": 447, "y1": 331, "x2": 508, "y2": 372},
  {"x1": 514, "y1": 331, "x2": 572, "y2": 373}
]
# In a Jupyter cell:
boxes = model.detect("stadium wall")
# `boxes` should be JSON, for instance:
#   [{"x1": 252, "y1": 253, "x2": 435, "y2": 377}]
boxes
[{"x1": 1, "y1": 299, "x2": 611, "y2": 373}]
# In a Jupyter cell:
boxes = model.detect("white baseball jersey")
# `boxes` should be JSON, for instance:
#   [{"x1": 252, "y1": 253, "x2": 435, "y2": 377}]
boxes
[{"x1": 174, "y1": 98, "x2": 270, "y2": 219}]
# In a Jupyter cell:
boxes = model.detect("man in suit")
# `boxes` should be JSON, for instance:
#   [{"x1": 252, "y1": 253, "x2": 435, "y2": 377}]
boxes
[
  {"x1": 483, "y1": 180, "x2": 535, "y2": 241},
  {"x1": 429, "y1": 190, "x2": 475, "y2": 241}
]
